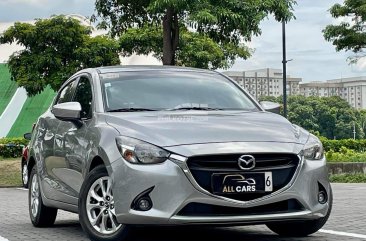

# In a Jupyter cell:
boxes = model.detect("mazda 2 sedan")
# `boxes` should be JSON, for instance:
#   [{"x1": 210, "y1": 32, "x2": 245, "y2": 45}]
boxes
[{"x1": 27, "y1": 66, "x2": 332, "y2": 241}]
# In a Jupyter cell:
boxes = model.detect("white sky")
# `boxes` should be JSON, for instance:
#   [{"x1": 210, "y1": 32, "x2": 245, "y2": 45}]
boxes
[{"x1": 0, "y1": 0, "x2": 365, "y2": 81}]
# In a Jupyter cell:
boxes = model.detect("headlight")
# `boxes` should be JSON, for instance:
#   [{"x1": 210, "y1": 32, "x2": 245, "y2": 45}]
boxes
[
  {"x1": 116, "y1": 136, "x2": 170, "y2": 164},
  {"x1": 302, "y1": 134, "x2": 324, "y2": 160}
]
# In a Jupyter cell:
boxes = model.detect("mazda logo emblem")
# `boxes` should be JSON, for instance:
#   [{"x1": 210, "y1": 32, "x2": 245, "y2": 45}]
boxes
[{"x1": 238, "y1": 155, "x2": 256, "y2": 170}]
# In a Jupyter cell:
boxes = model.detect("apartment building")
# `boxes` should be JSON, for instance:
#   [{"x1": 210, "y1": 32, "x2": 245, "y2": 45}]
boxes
[
  {"x1": 223, "y1": 68, "x2": 302, "y2": 99},
  {"x1": 300, "y1": 76, "x2": 366, "y2": 109}
]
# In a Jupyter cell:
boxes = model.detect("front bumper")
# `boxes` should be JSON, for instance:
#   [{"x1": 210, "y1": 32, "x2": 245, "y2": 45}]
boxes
[{"x1": 110, "y1": 143, "x2": 331, "y2": 225}]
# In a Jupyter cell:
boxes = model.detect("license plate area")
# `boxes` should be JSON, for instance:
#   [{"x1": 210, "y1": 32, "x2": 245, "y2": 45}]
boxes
[{"x1": 211, "y1": 172, "x2": 273, "y2": 195}]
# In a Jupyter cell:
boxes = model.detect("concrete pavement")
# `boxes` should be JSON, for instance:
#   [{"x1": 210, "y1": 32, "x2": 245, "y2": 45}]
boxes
[{"x1": 0, "y1": 184, "x2": 365, "y2": 241}]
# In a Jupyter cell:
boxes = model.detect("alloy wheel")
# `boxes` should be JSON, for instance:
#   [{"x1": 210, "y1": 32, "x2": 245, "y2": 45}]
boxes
[
  {"x1": 22, "y1": 164, "x2": 28, "y2": 186},
  {"x1": 30, "y1": 174, "x2": 39, "y2": 217},
  {"x1": 86, "y1": 176, "x2": 122, "y2": 235}
]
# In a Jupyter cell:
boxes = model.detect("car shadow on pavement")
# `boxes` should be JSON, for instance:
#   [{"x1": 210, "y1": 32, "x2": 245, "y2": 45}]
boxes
[
  {"x1": 127, "y1": 226, "x2": 314, "y2": 241},
  {"x1": 51, "y1": 221, "x2": 316, "y2": 241}
]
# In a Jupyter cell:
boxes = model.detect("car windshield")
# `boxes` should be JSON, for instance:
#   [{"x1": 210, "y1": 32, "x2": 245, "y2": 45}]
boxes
[{"x1": 100, "y1": 71, "x2": 259, "y2": 112}]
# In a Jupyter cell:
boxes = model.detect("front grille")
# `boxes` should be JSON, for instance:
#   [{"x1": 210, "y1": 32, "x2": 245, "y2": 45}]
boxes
[
  {"x1": 177, "y1": 199, "x2": 304, "y2": 217},
  {"x1": 187, "y1": 153, "x2": 300, "y2": 201}
]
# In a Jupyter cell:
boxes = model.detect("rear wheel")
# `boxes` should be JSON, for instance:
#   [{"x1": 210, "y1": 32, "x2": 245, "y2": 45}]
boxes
[
  {"x1": 79, "y1": 165, "x2": 129, "y2": 241},
  {"x1": 266, "y1": 187, "x2": 333, "y2": 237},
  {"x1": 28, "y1": 166, "x2": 58, "y2": 227},
  {"x1": 21, "y1": 162, "x2": 28, "y2": 188}
]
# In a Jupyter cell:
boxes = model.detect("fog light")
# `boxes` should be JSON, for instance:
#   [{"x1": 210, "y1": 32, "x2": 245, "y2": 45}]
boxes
[
  {"x1": 131, "y1": 186, "x2": 154, "y2": 211},
  {"x1": 137, "y1": 198, "x2": 152, "y2": 211},
  {"x1": 318, "y1": 191, "x2": 327, "y2": 204}
]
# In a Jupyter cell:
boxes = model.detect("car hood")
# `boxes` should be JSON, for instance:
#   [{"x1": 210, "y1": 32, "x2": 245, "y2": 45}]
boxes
[{"x1": 104, "y1": 111, "x2": 309, "y2": 147}]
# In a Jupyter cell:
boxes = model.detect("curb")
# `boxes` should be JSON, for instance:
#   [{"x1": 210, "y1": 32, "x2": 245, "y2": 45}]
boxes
[
  {"x1": 0, "y1": 186, "x2": 22, "y2": 188},
  {"x1": 327, "y1": 162, "x2": 366, "y2": 175}
]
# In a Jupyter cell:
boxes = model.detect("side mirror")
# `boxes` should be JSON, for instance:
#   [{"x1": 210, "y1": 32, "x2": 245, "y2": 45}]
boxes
[
  {"x1": 24, "y1": 133, "x2": 32, "y2": 140},
  {"x1": 52, "y1": 102, "x2": 82, "y2": 121},
  {"x1": 260, "y1": 101, "x2": 281, "y2": 114}
]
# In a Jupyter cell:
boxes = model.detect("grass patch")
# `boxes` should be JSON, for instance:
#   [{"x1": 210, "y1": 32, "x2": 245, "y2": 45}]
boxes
[
  {"x1": 0, "y1": 159, "x2": 21, "y2": 187},
  {"x1": 330, "y1": 173, "x2": 366, "y2": 183},
  {"x1": 0, "y1": 157, "x2": 17, "y2": 161}
]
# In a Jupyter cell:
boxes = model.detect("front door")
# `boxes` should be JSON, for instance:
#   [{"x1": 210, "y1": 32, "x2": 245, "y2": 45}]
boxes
[
  {"x1": 54, "y1": 75, "x2": 94, "y2": 205},
  {"x1": 40, "y1": 78, "x2": 78, "y2": 202}
]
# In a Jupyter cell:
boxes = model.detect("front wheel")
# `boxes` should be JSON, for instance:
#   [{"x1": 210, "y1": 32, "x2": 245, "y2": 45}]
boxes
[
  {"x1": 266, "y1": 187, "x2": 333, "y2": 237},
  {"x1": 79, "y1": 165, "x2": 129, "y2": 241}
]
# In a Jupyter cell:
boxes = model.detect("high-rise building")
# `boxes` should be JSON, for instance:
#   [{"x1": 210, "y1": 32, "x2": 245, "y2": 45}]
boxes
[
  {"x1": 223, "y1": 68, "x2": 302, "y2": 99},
  {"x1": 300, "y1": 76, "x2": 366, "y2": 109}
]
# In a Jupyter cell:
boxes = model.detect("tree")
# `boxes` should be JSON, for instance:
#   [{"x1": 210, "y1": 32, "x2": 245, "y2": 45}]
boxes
[
  {"x1": 260, "y1": 95, "x2": 365, "y2": 139},
  {"x1": 323, "y1": 0, "x2": 366, "y2": 63},
  {"x1": 95, "y1": 0, "x2": 296, "y2": 68},
  {"x1": 0, "y1": 15, "x2": 120, "y2": 96}
]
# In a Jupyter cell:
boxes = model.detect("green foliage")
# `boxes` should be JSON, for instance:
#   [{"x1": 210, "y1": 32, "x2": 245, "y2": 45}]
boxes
[
  {"x1": 119, "y1": 25, "x2": 249, "y2": 69},
  {"x1": 259, "y1": 95, "x2": 364, "y2": 139},
  {"x1": 0, "y1": 15, "x2": 120, "y2": 96},
  {"x1": 95, "y1": 0, "x2": 296, "y2": 68},
  {"x1": 321, "y1": 138, "x2": 366, "y2": 163},
  {"x1": 0, "y1": 138, "x2": 28, "y2": 158},
  {"x1": 0, "y1": 138, "x2": 28, "y2": 146},
  {"x1": 258, "y1": 96, "x2": 278, "y2": 103},
  {"x1": 323, "y1": 0, "x2": 366, "y2": 63},
  {"x1": 326, "y1": 147, "x2": 366, "y2": 162},
  {"x1": 330, "y1": 173, "x2": 366, "y2": 183},
  {"x1": 322, "y1": 138, "x2": 366, "y2": 152},
  {"x1": 0, "y1": 145, "x2": 23, "y2": 158}
]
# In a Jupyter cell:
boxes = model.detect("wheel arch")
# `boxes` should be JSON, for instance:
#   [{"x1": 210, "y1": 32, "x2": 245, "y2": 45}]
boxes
[
  {"x1": 27, "y1": 156, "x2": 36, "y2": 179},
  {"x1": 89, "y1": 155, "x2": 106, "y2": 173}
]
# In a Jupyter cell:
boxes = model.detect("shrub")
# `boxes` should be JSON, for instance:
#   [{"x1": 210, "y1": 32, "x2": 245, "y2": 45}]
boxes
[
  {"x1": 0, "y1": 138, "x2": 28, "y2": 158},
  {"x1": 0, "y1": 144, "x2": 24, "y2": 158},
  {"x1": 326, "y1": 148, "x2": 366, "y2": 162},
  {"x1": 0, "y1": 138, "x2": 28, "y2": 146},
  {"x1": 321, "y1": 138, "x2": 366, "y2": 152}
]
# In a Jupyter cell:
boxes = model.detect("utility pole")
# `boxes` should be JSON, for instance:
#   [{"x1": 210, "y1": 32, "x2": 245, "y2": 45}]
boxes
[
  {"x1": 353, "y1": 122, "x2": 356, "y2": 140},
  {"x1": 282, "y1": 21, "x2": 287, "y2": 118}
]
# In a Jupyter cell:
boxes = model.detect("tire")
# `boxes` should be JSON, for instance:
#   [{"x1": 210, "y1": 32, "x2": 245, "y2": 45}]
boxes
[
  {"x1": 266, "y1": 187, "x2": 333, "y2": 237},
  {"x1": 21, "y1": 161, "x2": 29, "y2": 188},
  {"x1": 79, "y1": 165, "x2": 129, "y2": 241},
  {"x1": 28, "y1": 166, "x2": 58, "y2": 227}
]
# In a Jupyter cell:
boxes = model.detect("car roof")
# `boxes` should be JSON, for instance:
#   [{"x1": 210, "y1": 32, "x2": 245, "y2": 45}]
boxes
[{"x1": 95, "y1": 65, "x2": 217, "y2": 74}]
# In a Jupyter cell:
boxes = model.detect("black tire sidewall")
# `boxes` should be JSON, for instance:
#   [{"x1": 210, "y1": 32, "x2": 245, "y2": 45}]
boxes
[
  {"x1": 28, "y1": 165, "x2": 57, "y2": 227},
  {"x1": 267, "y1": 186, "x2": 333, "y2": 237},
  {"x1": 79, "y1": 166, "x2": 129, "y2": 241},
  {"x1": 28, "y1": 166, "x2": 41, "y2": 224}
]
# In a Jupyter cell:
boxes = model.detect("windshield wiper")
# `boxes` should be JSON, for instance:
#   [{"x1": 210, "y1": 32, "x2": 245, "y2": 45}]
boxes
[
  {"x1": 108, "y1": 108, "x2": 158, "y2": 112},
  {"x1": 167, "y1": 107, "x2": 224, "y2": 111}
]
